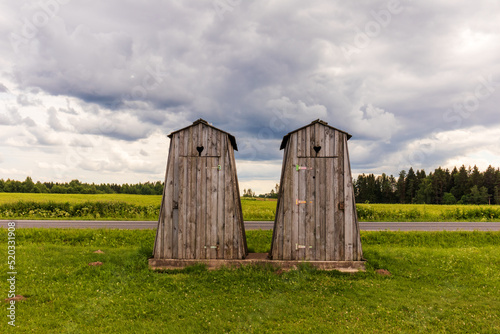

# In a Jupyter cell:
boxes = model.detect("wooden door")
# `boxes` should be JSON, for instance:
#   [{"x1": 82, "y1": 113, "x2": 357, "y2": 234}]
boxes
[
  {"x1": 177, "y1": 156, "x2": 220, "y2": 259},
  {"x1": 295, "y1": 157, "x2": 340, "y2": 261}
]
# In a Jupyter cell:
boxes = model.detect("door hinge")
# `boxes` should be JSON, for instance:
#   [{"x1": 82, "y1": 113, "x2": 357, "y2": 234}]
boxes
[
  {"x1": 295, "y1": 244, "x2": 313, "y2": 250},
  {"x1": 295, "y1": 164, "x2": 313, "y2": 171}
]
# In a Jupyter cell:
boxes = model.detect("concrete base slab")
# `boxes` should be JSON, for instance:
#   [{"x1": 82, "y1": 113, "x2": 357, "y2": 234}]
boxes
[{"x1": 149, "y1": 253, "x2": 365, "y2": 272}]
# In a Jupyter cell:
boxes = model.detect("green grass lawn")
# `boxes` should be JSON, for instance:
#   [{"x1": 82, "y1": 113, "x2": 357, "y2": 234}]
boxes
[
  {"x1": 1, "y1": 193, "x2": 500, "y2": 221},
  {"x1": 1, "y1": 229, "x2": 499, "y2": 333}
]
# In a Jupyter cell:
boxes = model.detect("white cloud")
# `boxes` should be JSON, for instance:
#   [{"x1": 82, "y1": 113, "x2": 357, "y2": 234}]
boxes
[
  {"x1": 47, "y1": 107, "x2": 67, "y2": 131},
  {"x1": 349, "y1": 104, "x2": 399, "y2": 141}
]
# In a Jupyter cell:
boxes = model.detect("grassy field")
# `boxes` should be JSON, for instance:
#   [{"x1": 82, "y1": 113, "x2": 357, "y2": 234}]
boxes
[
  {"x1": 0, "y1": 193, "x2": 162, "y2": 206},
  {"x1": 1, "y1": 193, "x2": 500, "y2": 221},
  {"x1": 356, "y1": 203, "x2": 500, "y2": 222},
  {"x1": 0, "y1": 194, "x2": 278, "y2": 221},
  {"x1": 1, "y1": 228, "x2": 499, "y2": 333}
]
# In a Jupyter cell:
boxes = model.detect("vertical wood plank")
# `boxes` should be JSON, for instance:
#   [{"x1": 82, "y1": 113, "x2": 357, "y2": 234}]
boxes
[
  {"x1": 205, "y1": 152, "x2": 212, "y2": 259},
  {"x1": 208, "y1": 157, "x2": 218, "y2": 259},
  {"x1": 224, "y1": 143, "x2": 234, "y2": 259},
  {"x1": 185, "y1": 131, "x2": 192, "y2": 259},
  {"x1": 318, "y1": 126, "x2": 326, "y2": 261},
  {"x1": 305, "y1": 126, "x2": 311, "y2": 157},
  {"x1": 305, "y1": 156, "x2": 314, "y2": 261},
  {"x1": 186, "y1": 125, "x2": 198, "y2": 259},
  {"x1": 161, "y1": 141, "x2": 175, "y2": 259},
  {"x1": 314, "y1": 122, "x2": 320, "y2": 157},
  {"x1": 203, "y1": 127, "x2": 211, "y2": 259},
  {"x1": 334, "y1": 130, "x2": 345, "y2": 260},
  {"x1": 172, "y1": 151, "x2": 187, "y2": 259},
  {"x1": 297, "y1": 131, "x2": 306, "y2": 260},
  {"x1": 163, "y1": 133, "x2": 178, "y2": 259},
  {"x1": 178, "y1": 131, "x2": 190, "y2": 259},
  {"x1": 318, "y1": 123, "x2": 325, "y2": 158},
  {"x1": 198, "y1": 125, "x2": 207, "y2": 258},
  {"x1": 343, "y1": 135, "x2": 354, "y2": 261},
  {"x1": 325, "y1": 157, "x2": 334, "y2": 261},
  {"x1": 188, "y1": 158, "x2": 197, "y2": 259},
  {"x1": 312, "y1": 126, "x2": 320, "y2": 260},
  {"x1": 153, "y1": 202, "x2": 163, "y2": 258},
  {"x1": 210, "y1": 131, "x2": 219, "y2": 258},
  {"x1": 217, "y1": 131, "x2": 225, "y2": 259},
  {"x1": 228, "y1": 136, "x2": 246, "y2": 258},
  {"x1": 271, "y1": 142, "x2": 289, "y2": 260},
  {"x1": 290, "y1": 133, "x2": 299, "y2": 260},
  {"x1": 173, "y1": 133, "x2": 184, "y2": 259},
  {"x1": 282, "y1": 134, "x2": 296, "y2": 260},
  {"x1": 297, "y1": 129, "x2": 303, "y2": 157},
  {"x1": 328, "y1": 127, "x2": 335, "y2": 156},
  {"x1": 324, "y1": 129, "x2": 334, "y2": 261}
]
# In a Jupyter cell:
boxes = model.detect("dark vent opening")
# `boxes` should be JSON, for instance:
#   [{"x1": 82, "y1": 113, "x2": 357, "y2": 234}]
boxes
[
  {"x1": 313, "y1": 146, "x2": 322, "y2": 154},
  {"x1": 196, "y1": 146, "x2": 204, "y2": 156}
]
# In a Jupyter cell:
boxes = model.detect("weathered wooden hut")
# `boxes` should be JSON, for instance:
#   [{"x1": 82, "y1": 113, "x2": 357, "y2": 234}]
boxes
[
  {"x1": 270, "y1": 120, "x2": 363, "y2": 262},
  {"x1": 153, "y1": 119, "x2": 247, "y2": 260}
]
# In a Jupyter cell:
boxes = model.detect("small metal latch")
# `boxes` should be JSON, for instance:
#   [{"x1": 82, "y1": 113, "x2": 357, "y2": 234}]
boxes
[
  {"x1": 296, "y1": 199, "x2": 313, "y2": 205},
  {"x1": 204, "y1": 245, "x2": 218, "y2": 249},
  {"x1": 295, "y1": 244, "x2": 313, "y2": 250},
  {"x1": 208, "y1": 165, "x2": 222, "y2": 170},
  {"x1": 295, "y1": 164, "x2": 313, "y2": 171}
]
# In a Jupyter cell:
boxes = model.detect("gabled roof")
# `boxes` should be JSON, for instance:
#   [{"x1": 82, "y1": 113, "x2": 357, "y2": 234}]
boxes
[
  {"x1": 168, "y1": 119, "x2": 238, "y2": 151},
  {"x1": 280, "y1": 119, "x2": 352, "y2": 150}
]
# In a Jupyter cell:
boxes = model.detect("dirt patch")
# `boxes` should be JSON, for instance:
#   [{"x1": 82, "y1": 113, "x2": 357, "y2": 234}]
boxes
[
  {"x1": 5, "y1": 295, "x2": 26, "y2": 302},
  {"x1": 375, "y1": 269, "x2": 391, "y2": 276},
  {"x1": 88, "y1": 261, "x2": 103, "y2": 266},
  {"x1": 93, "y1": 250, "x2": 105, "y2": 254}
]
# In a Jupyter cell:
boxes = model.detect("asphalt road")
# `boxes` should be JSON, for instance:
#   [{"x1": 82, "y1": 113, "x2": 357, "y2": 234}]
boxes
[{"x1": 1, "y1": 220, "x2": 500, "y2": 231}]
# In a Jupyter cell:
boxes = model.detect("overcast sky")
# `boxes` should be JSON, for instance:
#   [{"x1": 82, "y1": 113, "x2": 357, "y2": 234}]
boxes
[{"x1": 1, "y1": 0, "x2": 500, "y2": 194}]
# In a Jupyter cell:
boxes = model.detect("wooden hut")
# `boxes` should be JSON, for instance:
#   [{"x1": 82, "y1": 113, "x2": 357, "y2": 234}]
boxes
[
  {"x1": 153, "y1": 119, "x2": 247, "y2": 261},
  {"x1": 270, "y1": 120, "x2": 363, "y2": 262}
]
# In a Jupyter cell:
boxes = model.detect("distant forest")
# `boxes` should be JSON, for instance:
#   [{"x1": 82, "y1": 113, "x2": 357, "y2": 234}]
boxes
[
  {"x1": 354, "y1": 165, "x2": 500, "y2": 205},
  {"x1": 0, "y1": 178, "x2": 164, "y2": 195},
  {"x1": 1, "y1": 164, "x2": 500, "y2": 204}
]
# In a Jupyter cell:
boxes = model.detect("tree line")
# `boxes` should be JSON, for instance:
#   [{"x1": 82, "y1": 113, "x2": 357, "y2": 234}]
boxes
[
  {"x1": 243, "y1": 184, "x2": 280, "y2": 199},
  {"x1": 0, "y1": 177, "x2": 164, "y2": 195},
  {"x1": 354, "y1": 165, "x2": 500, "y2": 205},
  {"x1": 3, "y1": 164, "x2": 500, "y2": 204}
]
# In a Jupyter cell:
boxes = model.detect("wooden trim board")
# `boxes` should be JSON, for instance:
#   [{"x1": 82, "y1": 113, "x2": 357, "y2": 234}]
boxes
[{"x1": 149, "y1": 255, "x2": 365, "y2": 272}]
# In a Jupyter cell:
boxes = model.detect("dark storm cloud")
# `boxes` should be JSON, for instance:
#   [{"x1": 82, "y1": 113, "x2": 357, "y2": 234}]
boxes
[
  {"x1": 68, "y1": 111, "x2": 155, "y2": 142},
  {"x1": 2, "y1": 0, "x2": 500, "y2": 174},
  {"x1": 16, "y1": 93, "x2": 41, "y2": 106}
]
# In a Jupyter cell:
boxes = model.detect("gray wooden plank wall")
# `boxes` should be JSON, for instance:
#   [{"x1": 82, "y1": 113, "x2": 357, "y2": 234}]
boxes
[
  {"x1": 153, "y1": 123, "x2": 247, "y2": 260},
  {"x1": 271, "y1": 123, "x2": 363, "y2": 261}
]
